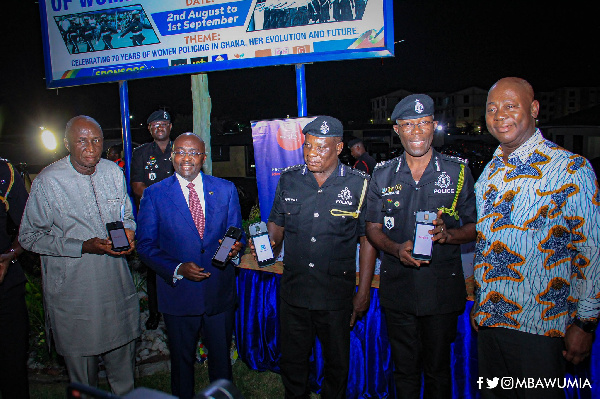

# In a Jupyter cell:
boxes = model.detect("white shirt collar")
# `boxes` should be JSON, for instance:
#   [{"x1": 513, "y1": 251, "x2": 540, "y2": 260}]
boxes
[{"x1": 175, "y1": 172, "x2": 205, "y2": 210}]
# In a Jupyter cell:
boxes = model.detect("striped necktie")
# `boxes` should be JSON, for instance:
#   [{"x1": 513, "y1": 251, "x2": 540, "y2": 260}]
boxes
[{"x1": 187, "y1": 182, "x2": 205, "y2": 239}]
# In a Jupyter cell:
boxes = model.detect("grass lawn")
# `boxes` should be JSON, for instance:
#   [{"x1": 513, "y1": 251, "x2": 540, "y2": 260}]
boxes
[{"x1": 29, "y1": 360, "x2": 320, "y2": 398}]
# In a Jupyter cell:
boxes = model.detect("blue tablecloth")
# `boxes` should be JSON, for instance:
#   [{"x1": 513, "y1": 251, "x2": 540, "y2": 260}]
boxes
[{"x1": 235, "y1": 268, "x2": 599, "y2": 398}]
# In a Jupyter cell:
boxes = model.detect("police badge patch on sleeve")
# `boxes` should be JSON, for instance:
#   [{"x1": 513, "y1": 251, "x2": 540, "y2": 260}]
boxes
[{"x1": 384, "y1": 216, "x2": 394, "y2": 230}]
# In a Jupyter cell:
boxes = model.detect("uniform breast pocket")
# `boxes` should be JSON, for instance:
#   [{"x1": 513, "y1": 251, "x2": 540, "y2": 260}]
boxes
[
  {"x1": 283, "y1": 203, "x2": 302, "y2": 233},
  {"x1": 427, "y1": 193, "x2": 456, "y2": 214},
  {"x1": 328, "y1": 205, "x2": 359, "y2": 234}
]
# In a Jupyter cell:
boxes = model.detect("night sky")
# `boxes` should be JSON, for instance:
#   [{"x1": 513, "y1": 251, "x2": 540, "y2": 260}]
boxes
[{"x1": 1, "y1": 1, "x2": 598, "y2": 143}]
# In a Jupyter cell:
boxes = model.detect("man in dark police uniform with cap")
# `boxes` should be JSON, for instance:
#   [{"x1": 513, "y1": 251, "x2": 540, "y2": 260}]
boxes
[
  {"x1": 131, "y1": 109, "x2": 174, "y2": 330},
  {"x1": 266, "y1": 116, "x2": 376, "y2": 399},
  {"x1": 365, "y1": 95, "x2": 477, "y2": 398},
  {"x1": 348, "y1": 137, "x2": 377, "y2": 175}
]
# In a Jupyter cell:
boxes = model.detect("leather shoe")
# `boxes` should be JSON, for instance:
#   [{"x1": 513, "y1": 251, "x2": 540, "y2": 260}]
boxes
[{"x1": 145, "y1": 312, "x2": 161, "y2": 330}]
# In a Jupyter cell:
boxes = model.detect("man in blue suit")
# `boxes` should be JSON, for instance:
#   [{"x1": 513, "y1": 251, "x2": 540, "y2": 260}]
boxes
[{"x1": 136, "y1": 133, "x2": 244, "y2": 399}]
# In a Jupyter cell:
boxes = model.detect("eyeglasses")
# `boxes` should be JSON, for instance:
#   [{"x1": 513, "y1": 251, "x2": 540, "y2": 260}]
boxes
[
  {"x1": 150, "y1": 122, "x2": 170, "y2": 128},
  {"x1": 172, "y1": 150, "x2": 205, "y2": 157},
  {"x1": 395, "y1": 120, "x2": 435, "y2": 133}
]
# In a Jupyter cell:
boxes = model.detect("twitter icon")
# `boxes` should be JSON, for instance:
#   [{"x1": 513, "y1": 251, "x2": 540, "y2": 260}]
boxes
[{"x1": 486, "y1": 377, "x2": 499, "y2": 389}]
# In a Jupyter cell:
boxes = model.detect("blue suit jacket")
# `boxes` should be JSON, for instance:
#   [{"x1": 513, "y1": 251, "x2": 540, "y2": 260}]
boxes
[{"x1": 136, "y1": 173, "x2": 243, "y2": 316}]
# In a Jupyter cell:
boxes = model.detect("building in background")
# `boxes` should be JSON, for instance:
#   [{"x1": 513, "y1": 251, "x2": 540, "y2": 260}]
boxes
[
  {"x1": 541, "y1": 104, "x2": 600, "y2": 165},
  {"x1": 537, "y1": 86, "x2": 600, "y2": 123},
  {"x1": 371, "y1": 85, "x2": 600, "y2": 132},
  {"x1": 370, "y1": 87, "x2": 487, "y2": 131}
]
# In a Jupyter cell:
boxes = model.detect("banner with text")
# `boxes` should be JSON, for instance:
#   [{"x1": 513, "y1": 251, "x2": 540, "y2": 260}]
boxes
[{"x1": 39, "y1": 0, "x2": 394, "y2": 88}]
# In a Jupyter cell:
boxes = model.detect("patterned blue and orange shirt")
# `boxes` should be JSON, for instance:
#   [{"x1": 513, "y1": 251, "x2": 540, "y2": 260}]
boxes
[{"x1": 473, "y1": 129, "x2": 600, "y2": 337}]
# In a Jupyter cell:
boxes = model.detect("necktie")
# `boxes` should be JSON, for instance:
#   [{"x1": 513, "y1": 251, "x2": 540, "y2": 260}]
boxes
[{"x1": 187, "y1": 182, "x2": 205, "y2": 239}]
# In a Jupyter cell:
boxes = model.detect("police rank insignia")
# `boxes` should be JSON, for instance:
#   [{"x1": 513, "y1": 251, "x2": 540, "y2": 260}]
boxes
[
  {"x1": 414, "y1": 99, "x2": 424, "y2": 114},
  {"x1": 384, "y1": 216, "x2": 394, "y2": 230}
]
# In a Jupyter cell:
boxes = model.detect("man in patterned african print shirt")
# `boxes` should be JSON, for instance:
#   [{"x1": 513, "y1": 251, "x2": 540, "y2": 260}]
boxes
[{"x1": 471, "y1": 77, "x2": 600, "y2": 398}]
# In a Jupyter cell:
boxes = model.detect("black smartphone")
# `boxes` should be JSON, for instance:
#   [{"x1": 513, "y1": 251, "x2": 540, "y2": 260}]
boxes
[
  {"x1": 249, "y1": 221, "x2": 276, "y2": 267},
  {"x1": 412, "y1": 211, "x2": 436, "y2": 261},
  {"x1": 106, "y1": 221, "x2": 131, "y2": 252},
  {"x1": 212, "y1": 226, "x2": 243, "y2": 267}
]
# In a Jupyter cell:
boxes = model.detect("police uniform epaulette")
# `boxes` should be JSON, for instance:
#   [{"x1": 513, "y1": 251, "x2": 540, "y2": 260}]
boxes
[
  {"x1": 281, "y1": 164, "x2": 305, "y2": 174},
  {"x1": 346, "y1": 166, "x2": 370, "y2": 180},
  {"x1": 441, "y1": 154, "x2": 469, "y2": 165},
  {"x1": 373, "y1": 158, "x2": 398, "y2": 171}
]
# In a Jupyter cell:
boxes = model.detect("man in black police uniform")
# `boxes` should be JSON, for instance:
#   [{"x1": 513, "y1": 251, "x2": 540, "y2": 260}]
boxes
[
  {"x1": 267, "y1": 116, "x2": 376, "y2": 399},
  {"x1": 365, "y1": 95, "x2": 477, "y2": 399},
  {"x1": 348, "y1": 137, "x2": 376, "y2": 175},
  {"x1": 0, "y1": 158, "x2": 30, "y2": 398},
  {"x1": 131, "y1": 109, "x2": 174, "y2": 330}
]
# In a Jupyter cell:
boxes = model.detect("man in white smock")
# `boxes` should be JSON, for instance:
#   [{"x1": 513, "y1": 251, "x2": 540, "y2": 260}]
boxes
[{"x1": 19, "y1": 115, "x2": 140, "y2": 395}]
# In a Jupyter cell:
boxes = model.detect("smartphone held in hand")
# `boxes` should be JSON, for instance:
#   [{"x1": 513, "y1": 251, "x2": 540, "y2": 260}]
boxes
[
  {"x1": 106, "y1": 221, "x2": 131, "y2": 252},
  {"x1": 412, "y1": 211, "x2": 436, "y2": 261},
  {"x1": 212, "y1": 226, "x2": 243, "y2": 267},
  {"x1": 249, "y1": 221, "x2": 276, "y2": 267}
]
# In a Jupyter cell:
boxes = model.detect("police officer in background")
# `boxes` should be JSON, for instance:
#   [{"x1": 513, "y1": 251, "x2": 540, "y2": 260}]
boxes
[
  {"x1": 266, "y1": 116, "x2": 376, "y2": 399},
  {"x1": 365, "y1": 95, "x2": 476, "y2": 398},
  {"x1": 0, "y1": 158, "x2": 29, "y2": 398},
  {"x1": 348, "y1": 137, "x2": 376, "y2": 175},
  {"x1": 131, "y1": 110, "x2": 174, "y2": 330}
]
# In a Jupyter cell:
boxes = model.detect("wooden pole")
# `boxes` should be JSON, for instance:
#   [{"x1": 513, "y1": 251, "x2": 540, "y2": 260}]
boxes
[{"x1": 191, "y1": 73, "x2": 212, "y2": 175}]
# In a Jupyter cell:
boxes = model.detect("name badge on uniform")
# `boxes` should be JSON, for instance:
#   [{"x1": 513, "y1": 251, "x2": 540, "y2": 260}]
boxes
[{"x1": 384, "y1": 216, "x2": 394, "y2": 230}]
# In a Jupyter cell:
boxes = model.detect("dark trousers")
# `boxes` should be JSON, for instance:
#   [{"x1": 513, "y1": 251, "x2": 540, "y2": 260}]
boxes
[
  {"x1": 478, "y1": 327, "x2": 566, "y2": 399},
  {"x1": 0, "y1": 283, "x2": 30, "y2": 399},
  {"x1": 384, "y1": 308, "x2": 460, "y2": 399},
  {"x1": 279, "y1": 299, "x2": 351, "y2": 399},
  {"x1": 163, "y1": 309, "x2": 234, "y2": 399},
  {"x1": 146, "y1": 267, "x2": 159, "y2": 316}
]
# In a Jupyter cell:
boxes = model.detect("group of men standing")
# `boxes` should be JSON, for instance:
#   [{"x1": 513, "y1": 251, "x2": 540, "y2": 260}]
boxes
[
  {"x1": 261, "y1": 96, "x2": 476, "y2": 399},
  {"x1": 1, "y1": 75, "x2": 597, "y2": 399},
  {"x1": 5, "y1": 110, "x2": 243, "y2": 399},
  {"x1": 259, "y1": 76, "x2": 599, "y2": 399}
]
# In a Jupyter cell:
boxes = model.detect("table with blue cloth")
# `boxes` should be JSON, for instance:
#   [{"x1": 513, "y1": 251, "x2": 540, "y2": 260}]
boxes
[{"x1": 235, "y1": 255, "x2": 599, "y2": 398}]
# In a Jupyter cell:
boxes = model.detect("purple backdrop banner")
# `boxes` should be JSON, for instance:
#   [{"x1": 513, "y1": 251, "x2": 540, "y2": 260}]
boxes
[{"x1": 251, "y1": 117, "x2": 315, "y2": 222}]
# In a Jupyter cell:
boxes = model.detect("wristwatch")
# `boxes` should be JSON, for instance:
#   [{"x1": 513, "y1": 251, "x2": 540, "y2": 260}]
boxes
[{"x1": 572, "y1": 317, "x2": 598, "y2": 334}]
